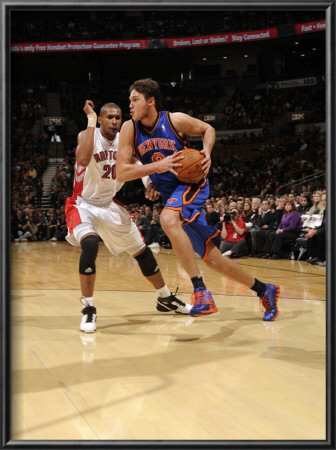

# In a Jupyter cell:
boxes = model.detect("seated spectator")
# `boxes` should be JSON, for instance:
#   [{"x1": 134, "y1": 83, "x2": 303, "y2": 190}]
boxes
[
  {"x1": 218, "y1": 208, "x2": 247, "y2": 258},
  {"x1": 305, "y1": 192, "x2": 326, "y2": 266},
  {"x1": 14, "y1": 216, "x2": 35, "y2": 242},
  {"x1": 205, "y1": 203, "x2": 220, "y2": 226},
  {"x1": 216, "y1": 201, "x2": 227, "y2": 224},
  {"x1": 236, "y1": 196, "x2": 245, "y2": 213},
  {"x1": 46, "y1": 210, "x2": 59, "y2": 240},
  {"x1": 50, "y1": 212, "x2": 67, "y2": 241},
  {"x1": 35, "y1": 210, "x2": 48, "y2": 241},
  {"x1": 307, "y1": 190, "x2": 323, "y2": 215},
  {"x1": 248, "y1": 199, "x2": 277, "y2": 256},
  {"x1": 253, "y1": 197, "x2": 286, "y2": 256},
  {"x1": 240, "y1": 199, "x2": 253, "y2": 223},
  {"x1": 133, "y1": 208, "x2": 145, "y2": 226},
  {"x1": 266, "y1": 194, "x2": 276, "y2": 211},
  {"x1": 262, "y1": 199, "x2": 303, "y2": 259},
  {"x1": 145, "y1": 206, "x2": 164, "y2": 248},
  {"x1": 297, "y1": 193, "x2": 312, "y2": 215},
  {"x1": 244, "y1": 197, "x2": 261, "y2": 231},
  {"x1": 244, "y1": 197, "x2": 261, "y2": 253},
  {"x1": 137, "y1": 205, "x2": 152, "y2": 237},
  {"x1": 288, "y1": 192, "x2": 297, "y2": 205},
  {"x1": 11, "y1": 209, "x2": 26, "y2": 241}
]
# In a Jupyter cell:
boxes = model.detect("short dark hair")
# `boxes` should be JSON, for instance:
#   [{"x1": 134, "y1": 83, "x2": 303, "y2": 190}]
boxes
[
  {"x1": 99, "y1": 103, "x2": 121, "y2": 116},
  {"x1": 129, "y1": 78, "x2": 162, "y2": 111}
]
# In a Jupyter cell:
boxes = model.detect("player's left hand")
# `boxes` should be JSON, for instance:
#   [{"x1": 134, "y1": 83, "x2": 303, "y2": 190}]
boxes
[
  {"x1": 200, "y1": 149, "x2": 212, "y2": 176},
  {"x1": 145, "y1": 183, "x2": 161, "y2": 201}
]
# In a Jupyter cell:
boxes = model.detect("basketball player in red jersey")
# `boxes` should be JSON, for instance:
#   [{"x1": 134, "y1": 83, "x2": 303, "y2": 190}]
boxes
[
  {"x1": 116, "y1": 78, "x2": 280, "y2": 321},
  {"x1": 65, "y1": 100, "x2": 192, "y2": 333}
]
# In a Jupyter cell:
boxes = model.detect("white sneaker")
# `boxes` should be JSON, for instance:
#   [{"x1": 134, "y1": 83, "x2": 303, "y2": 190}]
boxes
[
  {"x1": 80, "y1": 298, "x2": 97, "y2": 333},
  {"x1": 50, "y1": 237, "x2": 57, "y2": 241},
  {"x1": 148, "y1": 242, "x2": 160, "y2": 248},
  {"x1": 223, "y1": 250, "x2": 232, "y2": 256}
]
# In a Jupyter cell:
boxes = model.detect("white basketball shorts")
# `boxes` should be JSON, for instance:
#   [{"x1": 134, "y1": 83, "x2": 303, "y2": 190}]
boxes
[{"x1": 65, "y1": 196, "x2": 145, "y2": 256}]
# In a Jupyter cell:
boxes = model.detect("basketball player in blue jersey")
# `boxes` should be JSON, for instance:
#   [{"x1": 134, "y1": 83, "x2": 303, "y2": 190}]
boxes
[{"x1": 117, "y1": 78, "x2": 280, "y2": 321}]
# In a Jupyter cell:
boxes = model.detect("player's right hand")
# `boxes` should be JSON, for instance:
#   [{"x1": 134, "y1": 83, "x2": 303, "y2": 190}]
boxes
[
  {"x1": 83, "y1": 100, "x2": 96, "y2": 116},
  {"x1": 155, "y1": 152, "x2": 183, "y2": 176}
]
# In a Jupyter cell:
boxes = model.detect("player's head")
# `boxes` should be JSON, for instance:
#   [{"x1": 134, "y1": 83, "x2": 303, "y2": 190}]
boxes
[
  {"x1": 129, "y1": 78, "x2": 162, "y2": 118},
  {"x1": 98, "y1": 103, "x2": 122, "y2": 140}
]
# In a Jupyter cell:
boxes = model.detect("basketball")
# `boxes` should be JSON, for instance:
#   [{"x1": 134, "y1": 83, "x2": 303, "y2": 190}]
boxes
[{"x1": 175, "y1": 148, "x2": 205, "y2": 184}]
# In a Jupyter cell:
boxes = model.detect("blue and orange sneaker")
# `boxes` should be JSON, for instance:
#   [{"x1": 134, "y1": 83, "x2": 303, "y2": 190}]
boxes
[
  {"x1": 259, "y1": 283, "x2": 280, "y2": 321},
  {"x1": 190, "y1": 288, "x2": 218, "y2": 317}
]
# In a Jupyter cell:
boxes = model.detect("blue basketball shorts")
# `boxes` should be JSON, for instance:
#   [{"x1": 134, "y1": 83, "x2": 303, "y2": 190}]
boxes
[{"x1": 163, "y1": 179, "x2": 221, "y2": 260}]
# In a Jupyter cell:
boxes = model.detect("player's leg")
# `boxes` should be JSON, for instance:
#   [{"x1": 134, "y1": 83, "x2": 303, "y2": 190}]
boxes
[
  {"x1": 204, "y1": 241, "x2": 280, "y2": 321},
  {"x1": 133, "y1": 246, "x2": 192, "y2": 314},
  {"x1": 66, "y1": 201, "x2": 100, "y2": 332},
  {"x1": 159, "y1": 207, "x2": 218, "y2": 316},
  {"x1": 79, "y1": 232, "x2": 99, "y2": 297},
  {"x1": 78, "y1": 232, "x2": 99, "y2": 332},
  {"x1": 159, "y1": 207, "x2": 201, "y2": 277}
]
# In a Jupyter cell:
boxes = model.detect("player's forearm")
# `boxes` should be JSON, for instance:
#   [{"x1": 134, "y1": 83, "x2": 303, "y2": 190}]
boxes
[
  {"x1": 202, "y1": 125, "x2": 215, "y2": 153},
  {"x1": 76, "y1": 128, "x2": 95, "y2": 166},
  {"x1": 117, "y1": 161, "x2": 160, "y2": 182}
]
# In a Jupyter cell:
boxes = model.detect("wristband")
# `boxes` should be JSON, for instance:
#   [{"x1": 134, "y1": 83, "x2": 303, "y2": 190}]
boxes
[{"x1": 87, "y1": 112, "x2": 97, "y2": 128}]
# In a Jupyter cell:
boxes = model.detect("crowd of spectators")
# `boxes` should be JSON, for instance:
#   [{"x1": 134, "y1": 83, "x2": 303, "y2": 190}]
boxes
[
  {"x1": 11, "y1": 84, "x2": 48, "y2": 126},
  {"x1": 11, "y1": 10, "x2": 325, "y2": 43},
  {"x1": 223, "y1": 81, "x2": 325, "y2": 131},
  {"x1": 208, "y1": 127, "x2": 325, "y2": 200}
]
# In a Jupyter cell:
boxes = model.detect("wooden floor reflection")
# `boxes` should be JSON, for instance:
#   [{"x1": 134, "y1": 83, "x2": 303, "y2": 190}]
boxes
[{"x1": 10, "y1": 241, "x2": 326, "y2": 441}]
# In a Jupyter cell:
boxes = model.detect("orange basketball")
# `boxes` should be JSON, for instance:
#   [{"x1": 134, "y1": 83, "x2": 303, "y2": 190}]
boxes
[{"x1": 175, "y1": 148, "x2": 205, "y2": 184}]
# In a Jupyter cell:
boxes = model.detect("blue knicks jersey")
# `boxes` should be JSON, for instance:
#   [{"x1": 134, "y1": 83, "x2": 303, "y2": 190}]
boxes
[{"x1": 133, "y1": 111, "x2": 188, "y2": 200}]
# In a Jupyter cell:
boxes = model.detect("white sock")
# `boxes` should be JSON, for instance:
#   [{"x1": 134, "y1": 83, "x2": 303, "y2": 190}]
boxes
[
  {"x1": 156, "y1": 285, "x2": 171, "y2": 299},
  {"x1": 82, "y1": 296, "x2": 94, "y2": 306}
]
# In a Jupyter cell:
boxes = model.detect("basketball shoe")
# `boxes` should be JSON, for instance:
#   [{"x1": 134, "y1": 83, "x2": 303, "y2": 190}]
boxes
[
  {"x1": 190, "y1": 288, "x2": 218, "y2": 317},
  {"x1": 80, "y1": 298, "x2": 97, "y2": 333},
  {"x1": 259, "y1": 283, "x2": 280, "y2": 321},
  {"x1": 156, "y1": 289, "x2": 192, "y2": 315}
]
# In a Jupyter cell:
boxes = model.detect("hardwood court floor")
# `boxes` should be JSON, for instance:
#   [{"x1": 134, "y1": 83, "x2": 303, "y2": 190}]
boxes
[{"x1": 10, "y1": 241, "x2": 326, "y2": 441}]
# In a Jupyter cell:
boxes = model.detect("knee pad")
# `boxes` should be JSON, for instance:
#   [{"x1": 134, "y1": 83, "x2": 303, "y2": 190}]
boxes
[
  {"x1": 79, "y1": 235, "x2": 99, "y2": 275},
  {"x1": 134, "y1": 246, "x2": 160, "y2": 277}
]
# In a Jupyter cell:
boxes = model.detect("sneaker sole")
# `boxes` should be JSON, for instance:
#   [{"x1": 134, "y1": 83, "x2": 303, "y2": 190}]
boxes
[
  {"x1": 190, "y1": 306, "x2": 218, "y2": 317},
  {"x1": 156, "y1": 306, "x2": 191, "y2": 315},
  {"x1": 156, "y1": 300, "x2": 191, "y2": 315},
  {"x1": 80, "y1": 327, "x2": 96, "y2": 333},
  {"x1": 263, "y1": 284, "x2": 280, "y2": 321}
]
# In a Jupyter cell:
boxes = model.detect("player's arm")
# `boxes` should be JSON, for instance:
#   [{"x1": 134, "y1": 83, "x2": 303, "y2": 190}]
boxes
[
  {"x1": 116, "y1": 120, "x2": 183, "y2": 182},
  {"x1": 170, "y1": 112, "x2": 215, "y2": 176},
  {"x1": 76, "y1": 100, "x2": 97, "y2": 167}
]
